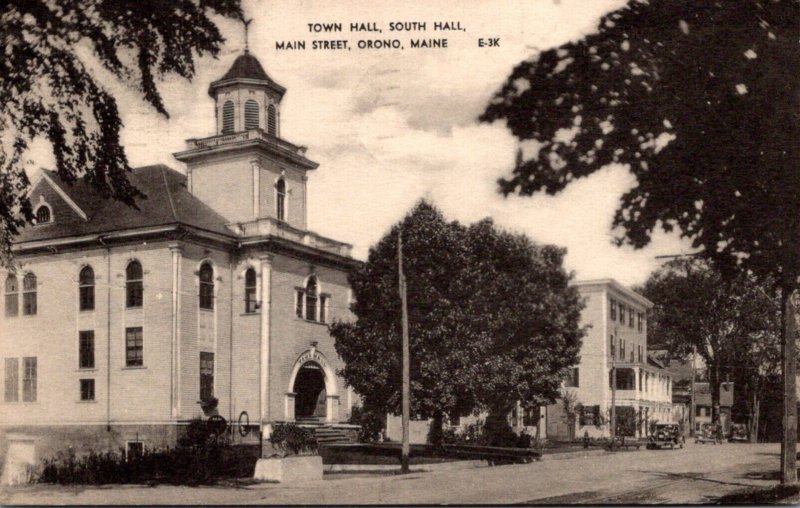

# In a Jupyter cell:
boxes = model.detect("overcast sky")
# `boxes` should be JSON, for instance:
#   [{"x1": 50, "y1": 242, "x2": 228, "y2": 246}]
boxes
[{"x1": 30, "y1": 0, "x2": 692, "y2": 286}]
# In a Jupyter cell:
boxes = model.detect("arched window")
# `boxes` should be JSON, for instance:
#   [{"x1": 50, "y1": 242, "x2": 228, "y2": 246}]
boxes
[
  {"x1": 5, "y1": 274, "x2": 18, "y2": 317},
  {"x1": 305, "y1": 276, "x2": 317, "y2": 321},
  {"x1": 244, "y1": 268, "x2": 258, "y2": 313},
  {"x1": 244, "y1": 100, "x2": 260, "y2": 130},
  {"x1": 35, "y1": 206, "x2": 51, "y2": 224},
  {"x1": 126, "y1": 261, "x2": 143, "y2": 308},
  {"x1": 22, "y1": 273, "x2": 37, "y2": 315},
  {"x1": 199, "y1": 262, "x2": 214, "y2": 310},
  {"x1": 276, "y1": 178, "x2": 286, "y2": 221},
  {"x1": 267, "y1": 104, "x2": 277, "y2": 136},
  {"x1": 79, "y1": 266, "x2": 95, "y2": 311},
  {"x1": 222, "y1": 101, "x2": 235, "y2": 134}
]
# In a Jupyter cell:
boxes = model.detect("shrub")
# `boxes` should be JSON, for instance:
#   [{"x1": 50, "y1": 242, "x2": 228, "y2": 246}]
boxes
[
  {"x1": 348, "y1": 405, "x2": 384, "y2": 443},
  {"x1": 269, "y1": 423, "x2": 318, "y2": 456},
  {"x1": 481, "y1": 412, "x2": 519, "y2": 447}
]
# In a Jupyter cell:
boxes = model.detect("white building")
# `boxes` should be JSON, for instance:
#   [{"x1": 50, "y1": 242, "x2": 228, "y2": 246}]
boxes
[{"x1": 547, "y1": 279, "x2": 673, "y2": 440}]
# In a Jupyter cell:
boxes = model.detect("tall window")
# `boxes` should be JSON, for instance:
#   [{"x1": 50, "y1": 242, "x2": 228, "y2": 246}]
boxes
[
  {"x1": 620, "y1": 339, "x2": 625, "y2": 360},
  {"x1": 629, "y1": 308, "x2": 634, "y2": 328},
  {"x1": 609, "y1": 298, "x2": 616, "y2": 320},
  {"x1": 5, "y1": 274, "x2": 18, "y2": 317},
  {"x1": 319, "y1": 295, "x2": 327, "y2": 324},
  {"x1": 222, "y1": 101, "x2": 234, "y2": 134},
  {"x1": 637, "y1": 312, "x2": 643, "y2": 332},
  {"x1": 199, "y1": 262, "x2": 214, "y2": 310},
  {"x1": 79, "y1": 266, "x2": 95, "y2": 311},
  {"x1": 79, "y1": 331, "x2": 95, "y2": 369},
  {"x1": 244, "y1": 100, "x2": 259, "y2": 130},
  {"x1": 276, "y1": 178, "x2": 286, "y2": 221},
  {"x1": 618, "y1": 302, "x2": 626, "y2": 324},
  {"x1": 4, "y1": 358, "x2": 18, "y2": 402},
  {"x1": 610, "y1": 334, "x2": 615, "y2": 357},
  {"x1": 22, "y1": 273, "x2": 36, "y2": 315},
  {"x1": 125, "y1": 327, "x2": 143, "y2": 367},
  {"x1": 22, "y1": 357, "x2": 36, "y2": 402},
  {"x1": 564, "y1": 367, "x2": 579, "y2": 388},
  {"x1": 305, "y1": 276, "x2": 318, "y2": 321},
  {"x1": 200, "y1": 352, "x2": 214, "y2": 401},
  {"x1": 80, "y1": 379, "x2": 95, "y2": 401},
  {"x1": 267, "y1": 104, "x2": 277, "y2": 135},
  {"x1": 35, "y1": 205, "x2": 51, "y2": 224},
  {"x1": 126, "y1": 261, "x2": 143, "y2": 308},
  {"x1": 244, "y1": 268, "x2": 258, "y2": 313}
]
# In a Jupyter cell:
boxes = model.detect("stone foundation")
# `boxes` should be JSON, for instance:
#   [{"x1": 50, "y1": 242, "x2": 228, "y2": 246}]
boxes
[{"x1": 253, "y1": 455, "x2": 322, "y2": 483}]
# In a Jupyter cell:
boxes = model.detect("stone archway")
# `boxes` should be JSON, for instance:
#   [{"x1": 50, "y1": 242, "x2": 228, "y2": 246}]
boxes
[
  {"x1": 293, "y1": 362, "x2": 327, "y2": 419},
  {"x1": 285, "y1": 348, "x2": 339, "y2": 422}
]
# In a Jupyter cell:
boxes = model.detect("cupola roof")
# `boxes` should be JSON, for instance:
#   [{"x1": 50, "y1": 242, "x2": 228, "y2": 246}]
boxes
[{"x1": 208, "y1": 50, "x2": 286, "y2": 98}]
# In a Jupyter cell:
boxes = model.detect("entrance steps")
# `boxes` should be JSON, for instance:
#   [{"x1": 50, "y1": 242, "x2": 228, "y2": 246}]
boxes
[{"x1": 295, "y1": 417, "x2": 357, "y2": 445}]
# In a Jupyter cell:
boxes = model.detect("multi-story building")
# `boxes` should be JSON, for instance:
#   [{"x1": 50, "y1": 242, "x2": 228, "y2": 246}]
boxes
[
  {"x1": 547, "y1": 279, "x2": 673, "y2": 440},
  {"x1": 0, "y1": 49, "x2": 359, "y2": 481}
]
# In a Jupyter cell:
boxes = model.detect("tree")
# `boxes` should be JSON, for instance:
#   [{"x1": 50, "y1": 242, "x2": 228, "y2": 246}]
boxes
[
  {"x1": 1, "y1": 0, "x2": 243, "y2": 265},
  {"x1": 481, "y1": 0, "x2": 799, "y2": 482},
  {"x1": 330, "y1": 201, "x2": 584, "y2": 445},
  {"x1": 641, "y1": 258, "x2": 781, "y2": 433}
]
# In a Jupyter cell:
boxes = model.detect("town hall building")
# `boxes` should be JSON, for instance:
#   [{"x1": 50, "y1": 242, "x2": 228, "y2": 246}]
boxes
[{"x1": 0, "y1": 49, "x2": 360, "y2": 473}]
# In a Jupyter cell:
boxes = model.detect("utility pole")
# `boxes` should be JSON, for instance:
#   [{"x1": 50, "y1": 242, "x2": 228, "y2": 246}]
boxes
[
  {"x1": 781, "y1": 290, "x2": 797, "y2": 484},
  {"x1": 610, "y1": 331, "x2": 617, "y2": 449},
  {"x1": 690, "y1": 345, "x2": 697, "y2": 438},
  {"x1": 398, "y1": 229, "x2": 411, "y2": 474}
]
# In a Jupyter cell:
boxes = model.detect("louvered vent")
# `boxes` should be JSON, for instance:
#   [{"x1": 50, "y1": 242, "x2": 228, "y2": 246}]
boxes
[
  {"x1": 267, "y1": 104, "x2": 277, "y2": 136},
  {"x1": 222, "y1": 101, "x2": 235, "y2": 134},
  {"x1": 244, "y1": 100, "x2": 259, "y2": 130}
]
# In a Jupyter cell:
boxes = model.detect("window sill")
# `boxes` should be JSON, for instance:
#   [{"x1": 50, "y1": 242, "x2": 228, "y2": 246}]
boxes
[
  {"x1": 296, "y1": 317, "x2": 328, "y2": 326},
  {"x1": 122, "y1": 366, "x2": 147, "y2": 370},
  {"x1": 240, "y1": 312, "x2": 260, "y2": 317},
  {"x1": 77, "y1": 368, "x2": 97, "y2": 372},
  {"x1": 78, "y1": 309, "x2": 96, "y2": 314},
  {"x1": 77, "y1": 400, "x2": 97, "y2": 404},
  {"x1": 125, "y1": 306, "x2": 143, "y2": 310}
]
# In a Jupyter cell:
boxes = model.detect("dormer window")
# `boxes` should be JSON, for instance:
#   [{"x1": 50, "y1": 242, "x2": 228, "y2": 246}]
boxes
[
  {"x1": 222, "y1": 101, "x2": 235, "y2": 134},
  {"x1": 35, "y1": 205, "x2": 51, "y2": 224},
  {"x1": 244, "y1": 100, "x2": 259, "y2": 130}
]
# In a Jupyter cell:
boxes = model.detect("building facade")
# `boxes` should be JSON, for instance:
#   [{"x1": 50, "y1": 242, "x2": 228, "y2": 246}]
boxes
[
  {"x1": 547, "y1": 279, "x2": 673, "y2": 440},
  {"x1": 0, "y1": 50, "x2": 359, "y2": 478}
]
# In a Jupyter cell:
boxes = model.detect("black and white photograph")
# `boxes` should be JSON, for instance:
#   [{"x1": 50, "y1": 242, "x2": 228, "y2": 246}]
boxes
[{"x1": 0, "y1": 0, "x2": 798, "y2": 504}]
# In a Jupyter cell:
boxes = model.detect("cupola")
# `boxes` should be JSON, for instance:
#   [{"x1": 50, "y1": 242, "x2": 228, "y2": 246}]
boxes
[{"x1": 208, "y1": 50, "x2": 286, "y2": 136}]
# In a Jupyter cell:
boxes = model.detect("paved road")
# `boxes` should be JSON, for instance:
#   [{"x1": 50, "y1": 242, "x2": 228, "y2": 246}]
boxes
[{"x1": 0, "y1": 442, "x2": 790, "y2": 505}]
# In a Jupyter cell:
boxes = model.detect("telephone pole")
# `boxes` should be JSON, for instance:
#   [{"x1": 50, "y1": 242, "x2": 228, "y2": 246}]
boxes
[
  {"x1": 398, "y1": 229, "x2": 411, "y2": 473},
  {"x1": 610, "y1": 331, "x2": 617, "y2": 449}
]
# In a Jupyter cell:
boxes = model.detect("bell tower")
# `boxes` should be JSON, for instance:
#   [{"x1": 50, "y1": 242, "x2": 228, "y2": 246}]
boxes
[{"x1": 174, "y1": 42, "x2": 318, "y2": 231}]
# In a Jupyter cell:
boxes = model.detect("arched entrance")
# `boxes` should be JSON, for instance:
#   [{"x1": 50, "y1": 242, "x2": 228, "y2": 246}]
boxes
[{"x1": 293, "y1": 362, "x2": 327, "y2": 419}]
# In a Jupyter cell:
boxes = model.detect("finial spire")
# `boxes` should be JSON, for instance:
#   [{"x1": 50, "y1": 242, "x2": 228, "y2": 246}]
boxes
[{"x1": 241, "y1": 16, "x2": 253, "y2": 52}]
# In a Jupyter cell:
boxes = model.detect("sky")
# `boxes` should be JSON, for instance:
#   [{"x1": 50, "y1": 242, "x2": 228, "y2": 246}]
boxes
[{"x1": 30, "y1": 0, "x2": 692, "y2": 286}]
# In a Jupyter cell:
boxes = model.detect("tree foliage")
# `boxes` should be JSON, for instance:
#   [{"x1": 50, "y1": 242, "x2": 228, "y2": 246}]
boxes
[
  {"x1": 330, "y1": 201, "x2": 584, "y2": 429},
  {"x1": 481, "y1": 0, "x2": 800, "y2": 288},
  {"x1": 1, "y1": 0, "x2": 243, "y2": 264},
  {"x1": 641, "y1": 257, "x2": 781, "y2": 423}
]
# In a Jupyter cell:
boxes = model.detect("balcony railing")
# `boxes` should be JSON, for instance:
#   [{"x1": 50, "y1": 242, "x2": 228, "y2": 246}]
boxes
[
  {"x1": 234, "y1": 217, "x2": 352, "y2": 257},
  {"x1": 186, "y1": 129, "x2": 309, "y2": 156}
]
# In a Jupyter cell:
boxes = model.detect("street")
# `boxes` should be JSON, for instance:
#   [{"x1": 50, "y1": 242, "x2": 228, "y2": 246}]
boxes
[{"x1": 0, "y1": 442, "x2": 791, "y2": 505}]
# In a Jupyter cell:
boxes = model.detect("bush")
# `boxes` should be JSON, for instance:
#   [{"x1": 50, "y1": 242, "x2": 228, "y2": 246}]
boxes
[
  {"x1": 268, "y1": 423, "x2": 318, "y2": 456},
  {"x1": 348, "y1": 405, "x2": 385, "y2": 443},
  {"x1": 481, "y1": 412, "x2": 519, "y2": 447},
  {"x1": 38, "y1": 419, "x2": 254, "y2": 485}
]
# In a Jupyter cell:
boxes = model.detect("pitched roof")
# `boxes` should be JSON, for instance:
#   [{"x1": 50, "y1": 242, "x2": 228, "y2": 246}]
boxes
[
  {"x1": 16, "y1": 165, "x2": 233, "y2": 244},
  {"x1": 221, "y1": 51, "x2": 271, "y2": 81}
]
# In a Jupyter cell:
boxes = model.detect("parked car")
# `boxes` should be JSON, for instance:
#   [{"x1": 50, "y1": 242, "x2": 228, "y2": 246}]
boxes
[
  {"x1": 695, "y1": 423, "x2": 723, "y2": 444},
  {"x1": 729, "y1": 423, "x2": 749, "y2": 443},
  {"x1": 647, "y1": 422, "x2": 684, "y2": 450}
]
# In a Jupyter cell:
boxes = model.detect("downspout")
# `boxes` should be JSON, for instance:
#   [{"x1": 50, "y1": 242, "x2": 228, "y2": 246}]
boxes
[
  {"x1": 99, "y1": 236, "x2": 112, "y2": 433},
  {"x1": 229, "y1": 260, "x2": 235, "y2": 427}
]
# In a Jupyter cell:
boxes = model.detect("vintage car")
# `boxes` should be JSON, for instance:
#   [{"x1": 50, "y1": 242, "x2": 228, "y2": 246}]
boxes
[
  {"x1": 695, "y1": 423, "x2": 723, "y2": 444},
  {"x1": 729, "y1": 423, "x2": 749, "y2": 443},
  {"x1": 647, "y1": 422, "x2": 684, "y2": 449}
]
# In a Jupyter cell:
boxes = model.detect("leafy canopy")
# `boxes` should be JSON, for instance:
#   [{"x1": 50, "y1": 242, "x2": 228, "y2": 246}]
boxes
[
  {"x1": 330, "y1": 201, "x2": 584, "y2": 419},
  {"x1": 0, "y1": 0, "x2": 243, "y2": 264},
  {"x1": 481, "y1": 0, "x2": 800, "y2": 288}
]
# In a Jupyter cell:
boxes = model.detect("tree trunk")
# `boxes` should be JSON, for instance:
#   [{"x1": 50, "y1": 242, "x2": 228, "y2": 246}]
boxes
[
  {"x1": 751, "y1": 397, "x2": 760, "y2": 444},
  {"x1": 709, "y1": 362, "x2": 721, "y2": 426},
  {"x1": 780, "y1": 287, "x2": 797, "y2": 485},
  {"x1": 428, "y1": 409, "x2": 444, "y2": 449}
]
